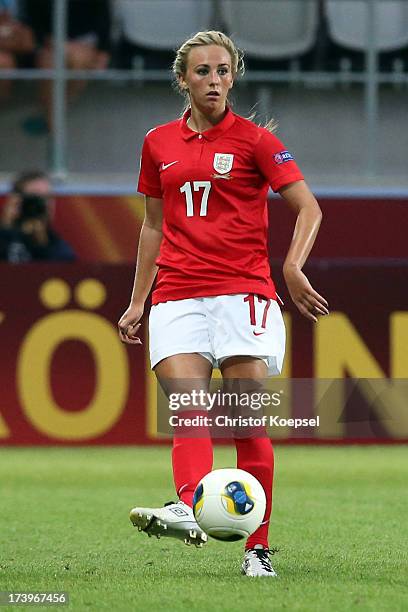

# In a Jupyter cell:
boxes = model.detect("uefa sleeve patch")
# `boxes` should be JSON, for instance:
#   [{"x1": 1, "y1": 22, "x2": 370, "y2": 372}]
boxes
[{"x1": 274, "y1": 150, "x2": 294, "y2": 165}]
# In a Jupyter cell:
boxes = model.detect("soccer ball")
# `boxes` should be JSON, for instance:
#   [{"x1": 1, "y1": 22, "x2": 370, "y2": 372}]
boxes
[{"x1": 192, "y1": 468, "x2": 266, "y2": 541}]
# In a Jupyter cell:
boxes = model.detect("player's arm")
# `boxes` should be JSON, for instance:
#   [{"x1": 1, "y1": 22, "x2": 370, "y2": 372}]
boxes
[
  {"x1": 118, "y1": 196, "x2": 163, "y2": 344},
  {"x1": 279, "y1": 180, "x2": 329, "y2": 323}
]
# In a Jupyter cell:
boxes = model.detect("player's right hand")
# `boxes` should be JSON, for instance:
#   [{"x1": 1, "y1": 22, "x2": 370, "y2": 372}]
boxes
[{"x1": 118, "y1": 303, "x2": 144, "y2": 345}]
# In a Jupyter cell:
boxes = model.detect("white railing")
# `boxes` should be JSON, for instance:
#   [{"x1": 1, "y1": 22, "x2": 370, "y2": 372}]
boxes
[{"x1": 0, "y1": 0, "x2": 406, "y2": 183}]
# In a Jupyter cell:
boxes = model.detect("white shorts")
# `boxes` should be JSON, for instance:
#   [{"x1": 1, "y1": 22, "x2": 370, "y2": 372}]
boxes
[{"x1": 149, "y1": 294, "x2": 285, "y2": 376}]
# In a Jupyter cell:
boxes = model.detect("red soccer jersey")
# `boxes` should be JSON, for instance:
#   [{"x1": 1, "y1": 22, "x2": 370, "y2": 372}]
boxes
[{"x1": 138, "y1": 107, "x2": 304, "y2": 304}]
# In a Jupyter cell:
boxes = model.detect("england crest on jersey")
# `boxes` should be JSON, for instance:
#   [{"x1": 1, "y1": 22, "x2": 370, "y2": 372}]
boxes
[{"x1": 213, "y1": 153, "x2": 234, "y2": 174}]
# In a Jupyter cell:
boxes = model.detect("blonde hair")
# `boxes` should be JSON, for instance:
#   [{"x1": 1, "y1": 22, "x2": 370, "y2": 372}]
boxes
[
  {"x1": 173, "y1": 30, "x2": 244, "y2": 86},
  {"x1": 172, "y1": 30, "x2": 276, "y2": 133}
]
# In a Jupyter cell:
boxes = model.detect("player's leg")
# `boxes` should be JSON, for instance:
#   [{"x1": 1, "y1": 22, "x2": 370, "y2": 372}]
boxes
[
  {"x1": 155, "y1": 353, "x2": 214, "y2": 509},
  {"x1": 220, "y1": 356, "x2": 277, "y2": 576},
  {"x1": 149, "y1": 299, "x2": 215, "y2": 507},
  {"x1": 207, "y1": 294, "x2": 284, "y2": 575},
  {"x1": 130, "y1": 298, "x2": 214, "y2": 547},
  {"x1": 130, "y1": 353, "x2": 213, "y2": 547}
]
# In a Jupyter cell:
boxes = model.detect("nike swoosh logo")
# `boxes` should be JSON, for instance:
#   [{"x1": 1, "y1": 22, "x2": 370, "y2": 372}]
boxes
[
  {"x1": 253, "y1": 331, "x2": 265, "y2": 336},
  {"x1": 160, "y1": 161, "x2": 179, "y2": 171}
]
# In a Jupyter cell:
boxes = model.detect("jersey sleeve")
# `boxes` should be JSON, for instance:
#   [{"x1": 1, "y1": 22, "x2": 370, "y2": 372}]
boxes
[
  {"x1": 254, "y1": 130, "x2": 304, "y2": 192},
  {"x1": 137, "y1": 134, "x2": 163, "y2": 198}
]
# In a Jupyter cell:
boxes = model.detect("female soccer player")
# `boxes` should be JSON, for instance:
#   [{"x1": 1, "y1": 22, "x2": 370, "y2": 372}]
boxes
[{"x1": 118, "y1": 31, "x2": 328, "y2": 577}]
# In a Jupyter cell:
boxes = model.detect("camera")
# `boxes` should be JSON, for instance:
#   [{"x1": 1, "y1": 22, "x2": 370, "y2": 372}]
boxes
[{"x1": 16, "y1": 194, "x2": 48, "y2": 225}]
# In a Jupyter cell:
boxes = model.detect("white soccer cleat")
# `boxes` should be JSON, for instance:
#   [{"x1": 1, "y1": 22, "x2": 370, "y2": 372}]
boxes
[
  {"x1": 129, "y1": 501, "x2": 208, "y2": 548},
  {"x1": 241, "y1": 545, "x2": 278, "y2": 577}
]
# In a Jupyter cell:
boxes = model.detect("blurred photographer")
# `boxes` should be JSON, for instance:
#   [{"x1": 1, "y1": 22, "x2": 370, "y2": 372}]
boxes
[
  {"x1": 0, "y1": 190, "x2": 75, "y2": 263},
  {"x1": 1, "y1": 169, "x2": 52, "y2": 228}
]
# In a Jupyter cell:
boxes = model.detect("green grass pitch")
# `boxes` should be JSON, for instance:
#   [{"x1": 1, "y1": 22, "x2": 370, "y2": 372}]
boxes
[{"x1": 0, "y1": 446, "x2": 407, "y2": 611}]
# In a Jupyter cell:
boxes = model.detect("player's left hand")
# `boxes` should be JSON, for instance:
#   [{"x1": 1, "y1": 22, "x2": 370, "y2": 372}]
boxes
[{"x1": 283, "y1": 267, "x2": 329, "y2": 323}]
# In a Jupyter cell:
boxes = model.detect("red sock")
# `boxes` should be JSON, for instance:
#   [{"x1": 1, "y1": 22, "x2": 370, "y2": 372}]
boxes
[
  {"x1": 172, "y1": 411, "x2": 213, "y2": 507},
  {"x1": 234, "y1": 436, "x2": 274, "y2": 550}
]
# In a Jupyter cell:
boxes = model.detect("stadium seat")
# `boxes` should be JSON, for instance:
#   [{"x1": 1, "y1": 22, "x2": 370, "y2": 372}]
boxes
[
  {"x1": 115, "y1": 0, "x2": 213, "y2": 50},
  {"x1": 220, "y1": 0, "x2": 319, "y2": 59},
  {"x1": 326, "y1": 0, "x2": 408, "y2": 52}
]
